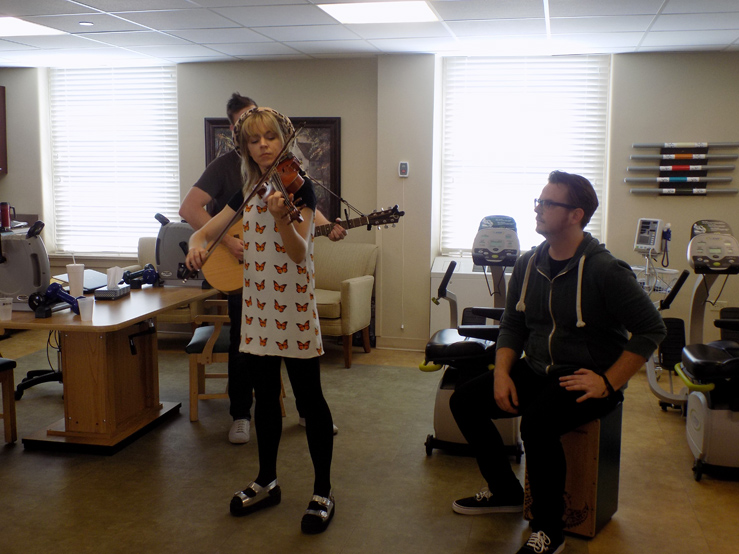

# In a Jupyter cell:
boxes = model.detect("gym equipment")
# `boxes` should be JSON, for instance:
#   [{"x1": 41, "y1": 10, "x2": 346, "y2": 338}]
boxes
[
  {"x1": 420, "y1": 216, "x2": 522, "y2": 460},
  {"x1": 645, "y1": 269, "x2": 690, "y2": 412},
  {"x1": 679, "y1": 318, "x2": 739, "y2": 481},
  {"x1": 686, "y1": 219, "x2": 739, "y2": 344},
  {"x1": 28, "y1": 282, "x2": 81, "y2": 317},
  {"x1": 0, "y1": 222, "x2": 51, "y2": 311},
  {"x1": 121, "y1": 263, "x2": 159, "y2": 289},
  {"x1": 154, "y1": 213, "x2": 207, "y2": 287},
  {"x1": 670, "y1": 220, "x2": 739, "y2": 480}
]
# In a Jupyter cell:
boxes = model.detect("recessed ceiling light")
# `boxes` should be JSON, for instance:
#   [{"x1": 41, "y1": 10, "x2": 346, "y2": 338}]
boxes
[
  {"x1": 318, "y1": 1, "x2": 438, "y2": 24},
  {"x1": 79, "y1": 22, "x2": 94, "y2": 27},
  {"x1": 0, "y1": 16, "x2": 67, "y2": 37}
]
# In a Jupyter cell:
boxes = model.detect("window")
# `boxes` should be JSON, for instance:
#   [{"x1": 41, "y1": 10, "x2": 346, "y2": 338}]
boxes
[
  {"x1": 49, "y1": 66, "x2": 180, "y2": 255},
  {"x1": 441, "y1": 56, "x2": 610, "y2": 253}
]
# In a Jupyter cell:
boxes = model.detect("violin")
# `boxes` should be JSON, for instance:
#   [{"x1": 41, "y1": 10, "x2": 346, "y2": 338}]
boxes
[{"x1": 254, "y1": 154, "x2": 305, "y2": 224}]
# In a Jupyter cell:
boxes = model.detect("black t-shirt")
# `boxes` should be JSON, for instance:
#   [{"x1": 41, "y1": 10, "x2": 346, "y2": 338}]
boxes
[
  {"x1": 549, "y1": 255, "x2": 572, "y2": 277},
  {"x1": 194, "y1": 149, "x2": 243, "y2": 216}
]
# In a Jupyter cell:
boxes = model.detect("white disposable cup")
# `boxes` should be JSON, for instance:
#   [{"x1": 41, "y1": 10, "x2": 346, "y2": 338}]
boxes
[
  {"x1": 0, "y1": 297, "x2": 12, "y2": 320},
  {"x1": 78, "y1": 297, "x2": 94, "y2": 321},
  {"x1": 67, "y1": 263, "x2": 85, "y2": 297}
]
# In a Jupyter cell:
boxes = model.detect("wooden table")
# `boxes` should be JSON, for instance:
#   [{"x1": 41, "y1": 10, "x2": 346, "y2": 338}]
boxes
[{"x1": 1, "y1": 285, "x2": 217, "y2": 453}]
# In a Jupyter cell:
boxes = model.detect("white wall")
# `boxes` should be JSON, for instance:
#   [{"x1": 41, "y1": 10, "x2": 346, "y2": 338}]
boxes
[
  {"x1": 607, "y1": 52, "x2": 739, "y2": 343},
  {"x1": 0, "y1": 68, "x2": 45, "y2": 218},
  {"x1": 3, "y1": 51, "x2": 739, "y2": 348}
]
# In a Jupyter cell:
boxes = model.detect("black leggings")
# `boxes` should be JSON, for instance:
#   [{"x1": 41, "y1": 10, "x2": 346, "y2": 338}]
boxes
[{"x1": 247, "y1": 353, "x2": 333, "y2": 497}]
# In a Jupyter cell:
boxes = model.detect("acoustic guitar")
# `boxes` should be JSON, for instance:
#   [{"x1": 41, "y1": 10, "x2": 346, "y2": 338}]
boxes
[{"x1": 202, "y1": 205, "x2": 405, "y2": 292}]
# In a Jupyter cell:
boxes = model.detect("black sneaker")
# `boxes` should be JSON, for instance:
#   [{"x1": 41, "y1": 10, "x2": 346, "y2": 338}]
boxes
[
  {"x1": 452, "y1": 487, "x2": 523, "y2": 515},
  {"x1": 516, "y1": 531, "x2": 565, "y2": 554}
]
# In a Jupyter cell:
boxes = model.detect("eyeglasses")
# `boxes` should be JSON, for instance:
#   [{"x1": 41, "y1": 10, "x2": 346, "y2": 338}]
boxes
[{"x1": 534, "y1": 198, "x2": 578, "y2": 211}]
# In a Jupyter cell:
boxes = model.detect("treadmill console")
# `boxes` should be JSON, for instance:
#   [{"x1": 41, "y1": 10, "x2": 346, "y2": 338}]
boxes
[
  {"x1": 687, "y1": 220, "x2": 739, "y2": 274},
  {"x1": 472, "y1": 215, "x2": 520, "y2": 267}
]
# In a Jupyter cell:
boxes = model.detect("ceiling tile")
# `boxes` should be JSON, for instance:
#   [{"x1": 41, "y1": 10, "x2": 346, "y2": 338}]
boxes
[
  {"x1": 113, "y1": 9, "x2": 240, "y2": 30},
  {"x1": 168, "y1": 27, "x2": 271, "y2": 43},
  {"x1": 212, "y1": 4, "x2": 339, "y2": 26},
  {"x1": 0, "y1": 34, "x2": 105, "y2": 49},
  {"x1": 663, "y1": 0, "x2": 739, "y2": 15},
  {"x1": 346, "y1": 22, "x2": 453, "y2": 40},
  {"x1": 284, "y1": 39, "x2": 380, "y2": 55},
  {"x1": 548, "y1": 0, "x2": 664, "y2": 17},
  {"x1": 126, "y1": 43, "x2": 224, "y2": 57},
  {"x1": 551, "y1": 15, "x2": 654, "y2": 34},
  {"x1": 652, "y1": 13, "x2": 739, "y2": 32},
  {"x1": 431, "y1": 0, "x2": 545, "y2": 20},
  {"x1": 641, "y1": 29, "x2": 739, "y2": 47},
  {"x1": 79, "y1": 0, "x2": 199, "y2": 10},
  {"x1": 79, "y1": 31, "x2": 189, "y2": 47},
  {"x1": 258, "y1": 24, "x2": 360, "y2": 42},
  {"x1": 447, "y1": 19, "x2": 547, "y2": 38},
  {"x1": 0, "y1": 0, "x2": 95, "y2": 17},
  {"x1": 204, "y1": 41, "x2": 301, "y2": 56},
  {"x1": 24, "y1": 13, "x2": 150, "y2": 33}
]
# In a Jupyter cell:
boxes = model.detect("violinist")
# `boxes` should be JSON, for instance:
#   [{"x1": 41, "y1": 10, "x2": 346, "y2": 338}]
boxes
[
  {"x1": 180, "y1": 93, "x2": 343, "y2": 446},
  {"x1": 185, "y1": 107, "x2": 335, "y2": 534}
]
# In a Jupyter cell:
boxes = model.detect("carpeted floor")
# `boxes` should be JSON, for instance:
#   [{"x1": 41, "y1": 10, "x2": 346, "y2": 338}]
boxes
[{"x1": 2, "y1": 337, "x2": 738, "y2": 554}]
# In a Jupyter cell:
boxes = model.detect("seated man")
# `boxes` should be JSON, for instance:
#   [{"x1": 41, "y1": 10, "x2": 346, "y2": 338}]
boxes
[{"x1": 450, "y1": 171, "x2": 666, "y2": 554}]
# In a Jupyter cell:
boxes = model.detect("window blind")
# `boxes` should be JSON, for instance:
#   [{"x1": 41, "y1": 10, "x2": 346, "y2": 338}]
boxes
[
  {"x1": 441, "y1": 56, "x2": 610, "y2": 253},
  {"x1": 49, "y1": 66, "x2": 180, "y2": 255}
]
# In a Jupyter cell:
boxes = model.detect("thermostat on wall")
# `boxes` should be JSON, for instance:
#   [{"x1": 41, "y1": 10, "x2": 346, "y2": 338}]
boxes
[{"x1": 398, "y1": 161, "x2": 409, "y2": 177}]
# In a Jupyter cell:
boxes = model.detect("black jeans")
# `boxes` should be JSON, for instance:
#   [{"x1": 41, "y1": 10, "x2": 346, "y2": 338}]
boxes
[
  {"x1": 227, "y1": 293, "x2": 253, "y2": 421},
  {"x1": 450, "y1": 357, "x2": 622, "y2": 536}
]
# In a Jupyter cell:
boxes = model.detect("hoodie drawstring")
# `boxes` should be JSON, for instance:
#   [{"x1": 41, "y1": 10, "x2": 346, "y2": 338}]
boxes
[
  {"x1": 516, "y1": 251, "x2": 587, "y2": 328},
  {"x1": 515, "y1": 254, "x2": 536, "y2": 313},
  {"x1": 575, "y1": 255, "x2": 586, "y2": 327}
]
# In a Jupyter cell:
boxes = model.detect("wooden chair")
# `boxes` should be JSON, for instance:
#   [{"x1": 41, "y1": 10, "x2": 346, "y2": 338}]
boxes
[
  {"x1": 0, "y1": 357, "x2": 18, "y2": 443},
  {"x1": 185, "y1": 299, "x2": 285, "y2": 422}
]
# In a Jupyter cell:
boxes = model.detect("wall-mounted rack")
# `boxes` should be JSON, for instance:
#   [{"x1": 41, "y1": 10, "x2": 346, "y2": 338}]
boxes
[{"x1": 626, "y1": 142, "x2": 739, "y2": 196}]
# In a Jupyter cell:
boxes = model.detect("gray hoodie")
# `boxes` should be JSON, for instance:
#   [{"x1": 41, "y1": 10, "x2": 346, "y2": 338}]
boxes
[{"x1": 497, "y1": 233, "x2": 667, "y2": 377}]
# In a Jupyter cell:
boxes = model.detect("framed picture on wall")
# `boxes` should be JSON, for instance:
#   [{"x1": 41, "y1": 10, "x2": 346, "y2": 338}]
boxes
[
  {"x1": 204, "y1": 115, "x2": 341, "y2": 221},
  {"x1": 204, "y1": 118, "x2": 233, "y2": 166},
  {"x1": 290, "y1": 117, "x2": 341, "y2": 221}
]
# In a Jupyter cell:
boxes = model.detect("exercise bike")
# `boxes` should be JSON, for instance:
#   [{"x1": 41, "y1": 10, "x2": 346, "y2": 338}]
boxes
[
  {"x1": 674, "y1": 220, "x2": 739, "y2": 480},
  {"x1": 420, "y1": 216, "x2": 523, "y2": 461}
]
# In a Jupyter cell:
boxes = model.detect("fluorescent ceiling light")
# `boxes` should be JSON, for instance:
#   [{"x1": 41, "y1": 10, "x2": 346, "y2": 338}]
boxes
[
  {"x1": 0, "y1": 17, "x2": 66, "y2": 37},
  {"x1": 318, "y1": 1, "x2": 438, "y2": 24}
]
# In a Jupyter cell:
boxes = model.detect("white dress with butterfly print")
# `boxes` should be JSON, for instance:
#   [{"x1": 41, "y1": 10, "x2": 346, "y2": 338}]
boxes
[{"x1": 238, "y1": 188, "x2": 323, "y2": 359}]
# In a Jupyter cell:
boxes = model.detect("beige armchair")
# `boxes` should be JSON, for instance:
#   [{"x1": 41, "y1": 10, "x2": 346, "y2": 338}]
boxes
[{"x1": 313, "y1": 239, "x2": 378, "y2": 368}]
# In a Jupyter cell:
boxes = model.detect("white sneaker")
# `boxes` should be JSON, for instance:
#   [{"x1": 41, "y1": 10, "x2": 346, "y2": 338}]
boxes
[
  {"x1": 299, "y1": 417, "x2": 339, "y2": 435},
  {"x1": 228, "y1": 419, "x2": 251, "y2": 444}
]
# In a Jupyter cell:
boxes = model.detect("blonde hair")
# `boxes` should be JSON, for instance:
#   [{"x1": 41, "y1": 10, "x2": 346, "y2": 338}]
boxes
[{"x1": 233, "y1": 108, "x2": 294, "y2": 194}]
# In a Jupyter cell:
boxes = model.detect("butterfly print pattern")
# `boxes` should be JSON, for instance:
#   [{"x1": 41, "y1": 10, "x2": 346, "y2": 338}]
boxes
[{"x1": 238, "y1": 193, "x2": 322, "y2": 357}]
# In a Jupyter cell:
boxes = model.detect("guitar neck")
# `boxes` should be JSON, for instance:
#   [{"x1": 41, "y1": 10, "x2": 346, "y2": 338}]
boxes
[{"x1": 315, "y1": 216, "x2": 375, "y2": 237}]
